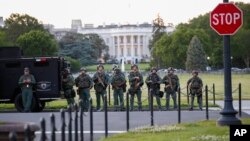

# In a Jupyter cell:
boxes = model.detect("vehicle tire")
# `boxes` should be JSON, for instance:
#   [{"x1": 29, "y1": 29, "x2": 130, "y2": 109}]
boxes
[
  {"x1": 34, "y1": 100, "x2": 45, "y2": 112},
  {"x1": 14, "y1": 93, "x2": 36, "y2": 112}
]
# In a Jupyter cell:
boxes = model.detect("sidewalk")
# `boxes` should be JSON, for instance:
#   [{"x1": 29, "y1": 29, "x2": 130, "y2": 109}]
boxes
[{"x1": 213, "y1": 100, "x2": 250, "y2": 115}]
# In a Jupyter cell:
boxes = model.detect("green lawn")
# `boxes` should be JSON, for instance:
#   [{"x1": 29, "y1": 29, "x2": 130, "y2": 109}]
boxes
[
  {"x1": 0, "y1": 73, "x2": 249, "y2": 110},
  {"x1": 99, "y1": 118, "x2": 250, "y2": 141}
]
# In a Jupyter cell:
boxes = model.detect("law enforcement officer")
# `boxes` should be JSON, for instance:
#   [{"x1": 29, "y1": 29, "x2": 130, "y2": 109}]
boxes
[
  {"x1": 128, "y1": 64, "x2": 144, "y2": 111},
  {"x1": 110, "y1": 66, "x2": 126, "y2": 111},
  {"x1": 18, "y1": 67, "x2": 36, "y2": 112},
  {"x1": 92, "y1": 64, "x2": 109, "y2": 111},
  {"x1": 187, "y1": 70, "x2": 203, "y2": 111},
  {"x1": 162, "y1": 67, "x2": 179, "y2": 110},
  {"x1": 75, "y1": 67, "x2": 93, "y2": 111},
  {"x1": 145, "y1": 67, "x2": 162, "y2": 110},
  {"x1": 62, "y1": 68, "x2": 76, "y2": 109}
]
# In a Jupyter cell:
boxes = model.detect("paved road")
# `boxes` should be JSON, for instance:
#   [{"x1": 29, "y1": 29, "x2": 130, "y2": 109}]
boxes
[
  {"x1": 213, "y1": 100, "x2": 250, "y2": 115},
  {"x1": 1, "y1": 108, "x2": 249, "y2": 141}
]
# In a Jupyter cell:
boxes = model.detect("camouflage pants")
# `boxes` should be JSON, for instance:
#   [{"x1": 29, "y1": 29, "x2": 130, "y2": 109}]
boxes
[
  {"x1": 79, "y1": 88, "x2": 90, "y2": 111},
  {"x1": 113, "y1": 89, "x2": 124, "y2": 110},
  {"x1": 129, "y1": 88, "x2": 142, "y2": 111},
  {"x1": 65, "y1": 89, "x2": 75, "y2": 107},
  {"x1": 190, "y1": 89, "x2": 202, "y2": 109},
  {"x1": 149, "y1": 88, "x2": 161, "y2": 110},
  {"x1": 95, "y1": 90, "x2": 107, "y2": 110},
  {"x1": 165, "y1": 91, "x2": 177, "y2": 109}
]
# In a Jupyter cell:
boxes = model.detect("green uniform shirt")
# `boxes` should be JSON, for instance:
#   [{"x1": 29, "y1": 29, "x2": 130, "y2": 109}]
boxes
[
  {"x1": 18, "y1": 74, "x2": 36, "y2": 89},
  {"x1": 128, "y1": 71, "x2": 143, "y2": 88}
]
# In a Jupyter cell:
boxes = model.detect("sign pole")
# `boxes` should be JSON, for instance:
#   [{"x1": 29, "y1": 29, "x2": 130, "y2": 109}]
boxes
[{"x1": 217, "y1": 0, "x2": 241, "y2": 126}]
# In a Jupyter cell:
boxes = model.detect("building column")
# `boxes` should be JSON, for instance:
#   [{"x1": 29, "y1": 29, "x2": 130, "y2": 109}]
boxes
[
  {"x1": 124, "y1": 35, "x2": 127, "y2": 63},
  {"x1": 131, "y1": 35, "x2": 134, "y2": 64},
  {"x1": 117, "y1": 35, "x2": 120, "y2": 59},
  {"x1": 138, "y1": 35, "x2": 141, "y2": 58},
  {"x1": 111, "y1": 36, "x2": 115, "y2": 57}
]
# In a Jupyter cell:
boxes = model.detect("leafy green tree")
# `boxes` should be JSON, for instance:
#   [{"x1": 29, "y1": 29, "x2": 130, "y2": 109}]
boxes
[
  {"x1": 0, "y1": 30, "x2": 12, "y2": 46},
  {"x1": 17, "y1": 30, "x2": 58, "y2": 57},
  {"x1": 149, "y1": 15, "x2": 166, "y2": 68},
  {"x1": 4, "y1": 13, "x2": 45, "y2": 44},
  {"x1": 186, "y1": 36, "x2": 207, "y2": 71},
  {"x1": 64, "y1": 56, "x2": 81, "y2": 72},
  {"x1": 59, "y1": 32, "x2": 109, "y2": 66}
]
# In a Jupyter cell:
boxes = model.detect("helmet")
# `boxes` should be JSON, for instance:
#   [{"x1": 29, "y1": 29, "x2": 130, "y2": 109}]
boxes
[
  {"x1": 112, "y1": 65, "x2": 120, "y2": 71},
  {"x1": 131, "y1": 64, "x2": 138, "y2": 70},
  {"x1": 192, "y1": 70, "x2": 199, "y2": 74},
  {"x1": 151, "y1": 67, "x2": 157, "y2": 72},
  {"x1": 80, "y1": 67, "x2": 87, "y2": 72},
  {"x1": 167, "y1": 67, "x2": 175, "y2": 72},
  {"x1": 97, "y1": 64, "x2": 104, "y2": 70}
]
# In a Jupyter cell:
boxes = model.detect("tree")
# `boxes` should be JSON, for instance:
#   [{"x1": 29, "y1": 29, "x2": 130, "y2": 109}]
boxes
[
  {"x1": 0, "y1": 30, "x2": 11, "y2": 46},
  {"x1": 59, "y1": 32, "x2": 109, "y2": 66},
  {"x1": 4, "y1": 13, "x2": 44, "y2": 44},
  {"x1": 64, "y1": 56, "x2": 81, "y2": 72},
  {"x1": 149, "y1": 14, "x2": 166, "y2": 68},
  {"x1": 17, "y1": 30, "x2": 58, "y2": 57},
  {"x1": 186, "y1": 36, "x2": 207, "y2": 71}
]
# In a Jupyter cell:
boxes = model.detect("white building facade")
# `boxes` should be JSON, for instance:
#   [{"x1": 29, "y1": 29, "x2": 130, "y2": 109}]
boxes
[{"x1": 77, "y1": 23, "x2": 174, "y2": 64}]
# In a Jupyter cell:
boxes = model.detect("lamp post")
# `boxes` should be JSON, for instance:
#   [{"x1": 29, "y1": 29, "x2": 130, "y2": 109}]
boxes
[{"x1": 207, "y1": 56, "x2": 211, "y2": 71}]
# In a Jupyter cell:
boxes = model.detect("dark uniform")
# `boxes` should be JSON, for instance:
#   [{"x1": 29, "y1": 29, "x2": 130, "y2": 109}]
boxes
[
  {"x1": 75, "y1": 67, "x2": 93, "y2": 111},
  {"x1": 128, "y1": 64, "x2": 144, "y2": 111},
  {"x1": 145, "y1": 67, "x2": 162, "y2": 110},
  {"x1": 110, "y1": 67, "x2": 126, "y2": 111},
  {"x1": 18, "y1": 67, "x2": 36, "y2": 112},
  {"x1": 92, "y1": 64, "x2": 109, "y2": 111},
  {"x1": 62, "y1": 69, "x2": 76, "y2": 108},
  {"x1": 162, "y1": 67, "x2": 179, "y2": 110},
  {"x1": 187, "y1": 70, "x2": 203, "y2": 111}
]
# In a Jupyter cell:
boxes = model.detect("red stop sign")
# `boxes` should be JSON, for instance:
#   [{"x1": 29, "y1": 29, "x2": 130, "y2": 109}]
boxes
[{"x1": 210, "y1": 3, "x2": 243, "y2": 35}]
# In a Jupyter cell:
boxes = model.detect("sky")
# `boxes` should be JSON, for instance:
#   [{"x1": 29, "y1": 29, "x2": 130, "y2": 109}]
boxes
[{"x1": 1, "y1": 0, "x2": 249, "y2": 28}]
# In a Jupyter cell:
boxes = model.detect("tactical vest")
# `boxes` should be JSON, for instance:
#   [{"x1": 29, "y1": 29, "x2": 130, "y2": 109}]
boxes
[
  {"x1": 190, "y1": 77, "x2": 201, "y2": 89},
  {"x1": 63, "y1": 75, "x2": 74, "y2": 89},
  {"x1": 148, "y1": 74, "x2": 160, "y2": 89},
  {"x1": 77, "y1": 74, "x2": 91, "y2": 88},
  {"x1": 164, "y1": 75, "x2": 178, "y2": 87}
]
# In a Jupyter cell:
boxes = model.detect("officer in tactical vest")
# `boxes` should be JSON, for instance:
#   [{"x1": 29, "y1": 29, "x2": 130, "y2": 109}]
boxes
[
  {"x1": 162, "y1": 67, "x2": 180, "y2": 110},
  {"x1": 62, "y1": 68, "x2": 76, "y2": 109},
  {"x1": 128, "y1": 64, "x2": 144, "y2": 111},
  {"x1": 145, "y1": 67, "x2": 162, "y2": 110},
  {"x1": 92, "y1": 64, "x2": 109, "y2": 111},
  {"x1": 75, "y1": 67, "x2": 93, "y2": 111},
  {"x1": 187, "y1": 70, "x2": 203, "y2": 111},
  {"x1": 18, "y1": 67, "x2": 36, "y2": 112},
  {"x1": 110, "y1": 66, "x2": 126, "y2": 111}
]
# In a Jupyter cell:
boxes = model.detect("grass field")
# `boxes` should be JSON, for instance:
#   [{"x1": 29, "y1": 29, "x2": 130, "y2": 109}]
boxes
[
  {"x1": 99, "y1": 118, "x2": 250, "y2": 141},
  {"x1": 0, "y1": 73, "x2": 249, "y2": 110}
]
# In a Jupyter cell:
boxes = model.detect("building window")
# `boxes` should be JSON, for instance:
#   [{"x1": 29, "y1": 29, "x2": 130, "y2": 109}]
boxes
[
  {"x1": 106, "y1": 38, "x2": 109, "y2": 44},
  {"x1": 115, "y1": 46, "x2": 117, "y2": 56},
  {"x1": 114, "y1": 37, "x2": 117, "y2": 44},
  {"x1": 121, "y1": 47, "x2": 124, "y2": 57},
  {"x1": 140, "y1": 36, "x2": 143, "y2": 44},
  {"x1": 134, "y1": 36, "x2": 137, "y2": 44},
  {"x1": 135, "y1": 47, "x2": 138, "y2": 56},
  {"x1": 127, "y1": 47, "x2": 131, "y2": 56},
  {"x1": 126, "y1": 36, "x2": 131, "y2": 44},
  {"x1": 120, "y1": 36, "x2": 123, "y2": 44}
]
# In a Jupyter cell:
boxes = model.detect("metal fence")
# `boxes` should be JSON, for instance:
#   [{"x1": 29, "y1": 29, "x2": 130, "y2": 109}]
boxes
[{"x1": 8, "y1": 83, "x2": 243, "y2": 141}]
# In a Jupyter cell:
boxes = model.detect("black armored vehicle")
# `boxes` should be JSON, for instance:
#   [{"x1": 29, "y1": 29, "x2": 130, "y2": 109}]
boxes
[{"x1": 0, "y1": 47, "x2": 69, "y2": 112}]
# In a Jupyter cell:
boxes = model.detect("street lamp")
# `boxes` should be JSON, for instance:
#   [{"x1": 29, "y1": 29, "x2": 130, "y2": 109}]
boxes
[{"x1": 207, "y1": 56, "x2": 211, "y2": 71}]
